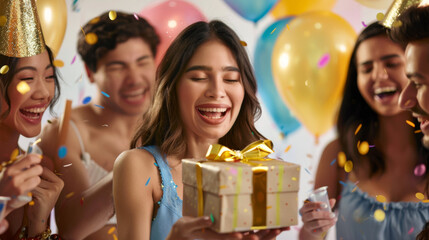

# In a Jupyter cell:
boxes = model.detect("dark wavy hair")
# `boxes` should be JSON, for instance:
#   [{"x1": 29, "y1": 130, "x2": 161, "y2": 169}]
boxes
[
  {"x1": 131, "y1": 20, "x2": 265, "y2": 156},
  {"x1": 77, "y1": 11, "x2": 160, "y2": 72},
  {"x1": 0, "y1": 46, "x2": 60, "y2": 119},
  {"x1": 389, "y1": 5, "x2": 429, "y2": 46},
  {"x1": 337, "y1": 22, "x2": 429, "y2": 177}
]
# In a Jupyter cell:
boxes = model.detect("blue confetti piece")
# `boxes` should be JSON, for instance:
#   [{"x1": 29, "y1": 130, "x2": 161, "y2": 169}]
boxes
[
  {"x1": 305, "y1": 168, "x2": 311, "y2": 175},
  {"x1": 101, "y1": 91, "x2": 110, "y2": 98},
  {"x1": 339, "y1": 180, "x2": 346, "y2": 186},
  {"x1": 82, "y1": 96, "x2": 91, "y2": 104},
  {"x1": 94, "y1": 104, "x2": 104, "y2": 109},
  {"x1": 330, "y1": 159, "x2": 336, "y2": 166},
  {"x1": 145, "y1": 177, "x2": 151, "y2": 186},
  {"x1": 58, "y1": 146, "x2": 67, "y2": 159},
  {"x1": 154, "y1": 162, "x2": 158, "y2": 167}
]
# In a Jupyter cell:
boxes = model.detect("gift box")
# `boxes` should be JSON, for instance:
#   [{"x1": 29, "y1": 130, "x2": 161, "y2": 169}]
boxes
[{"x1": 182, "y1": 141, "x2": 300, "y2": 233}]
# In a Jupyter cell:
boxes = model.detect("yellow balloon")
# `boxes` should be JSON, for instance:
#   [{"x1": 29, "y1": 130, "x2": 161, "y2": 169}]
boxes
[
  {"x1": 271, "y1": 0, "x2": 337, "y2": 18},
  {"x1": 354, "y1": 0, "x2": 393, "y2": 10},
  {"x1": 272, "y1": 11, "x2": 356, "y2": 136},
  {"x1": 36, "y1": 0, "x2": 67, "y2": 56}
]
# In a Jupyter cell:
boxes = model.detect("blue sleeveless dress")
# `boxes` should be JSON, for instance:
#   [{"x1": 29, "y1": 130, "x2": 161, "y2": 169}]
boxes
[
  {"x1": 337, "y1": 181, "x2": 429, "y2": 239},
  {"x1": 140, "y1": 146, "x2": 183, "y2": 240}
]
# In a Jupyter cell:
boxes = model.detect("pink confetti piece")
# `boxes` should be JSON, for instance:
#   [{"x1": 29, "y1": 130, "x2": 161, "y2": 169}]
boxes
[
  {"x1": 408, "y1": 227, "x2": 414, "y2": 234},
  {"x1": 229, "y1": 168, "x2": 237, "y2": 175},
  {"x1": 71, "y1": 55, "x2": 77, "y2": 65},
  {"x1": 414, "y1": 164, "x2": 426, "y2": 177},
  {"x1": 318, "y1": 54, "x2": 330, "y2": 68},
  {"x1": 134, "y1": 13, "x2": 139, "y2": 20},
  {"x1": 362, "y1": 21, "x2": 367, "y2": 27}
]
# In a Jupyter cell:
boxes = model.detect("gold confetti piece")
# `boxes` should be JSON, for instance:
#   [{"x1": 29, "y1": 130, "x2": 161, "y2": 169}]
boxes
[
  {"x1": 321, "y1": 232, "x2": 327, "y2": 238},
  {"x1": 406, "y1": 120, "x2": 415, "y2": 128},
  {"x1": 10, "y1": 148, "x2": 19, "y2": 161},
  {"x1": 66, "y1": 192, "x2": 75, "y2": 198},
  {"x1": 17, "y1": 81, "x2": 30, "y2": 94},
  {"x1": 284, "y1": 145, "x2": 291, "y2": 153},
  {"x1": 416, "y1": 192, "x2": 425, "y2": 200},
  {"x1": 108, "y1": 227, "x2": 116, "y2": 234},
  {"x1": 337, "y1": 152, "x2": 346, "y2": 167},
  {"x1": 0, "y1": 65, "x2": 9, "y2": 74},
  {"x1": 266, "y1": 206, "x2": 272, "y2": 209},
  {"x1": 423, "y1": 199, "x2": 429, "y2": 203},
  {"x1": 85, "y1": 33, "x2": 98, "y2": 45},
  {"x1": 292, "y1": 177, "x2": 297, "y2": 181},
  {"x1": 286, "y1": 24, "x2": 290, "y2": 30},
  {"x1": 376, "y1": 195, "x2": 386, "y2": 202},
  {"x1": 271, "y1": 28, "x2": 276, "y2": 34},
  {"x1": 240, "y1": 41, "x2": 247, "y2": 47},
  {"x1": 355, "y1": 124, "x2": 362, "y2": 135},
  {"x1": 344, "y1": 161, "x2": 353, "y2": 173},
  {"x1": 306, "y1": 154, "x2": 313, "y2": 158},
  {"x1": 27, "y1": 192, "x2": 32, "y2": 197},
  {"x1": 0, "y1": 15, "x2": 6, "y2": 26},
  {"x1": 113, "y1": 234, "x2": 118, "y2": 240},
  {"x1": 415, "y1": 130, "x2": 422, "y2": 133},
  {"x1": 109, "y1": 11, "x2": 117, "y2": 20},
  {"x1": 53, "y1": 59, "x2": 64, "y2": 68},
  {"x1": 29, "y1": 201, "x2": 35, "y2": 206},
  {"x1": 89, "y1": 17, "x2": 100, "y2": 24},
  {"x1": 392, "y1": 20, "x2": 402, "y2": 28},
  {"x1": 352, "y1": 186, "x2": 357, "y2": 192},
  {"x1": 220, "y1": 185, "x2": 227, "y2": 189},
  {"x1": 376, "y1": 12, "x2": 385, "y2": 21},
  {"x1": 358, "y1": 141, "x2": 369, "y2": 155},
  {"x1": 374, "y1": 209, "x2": 385, "y2": 222}
]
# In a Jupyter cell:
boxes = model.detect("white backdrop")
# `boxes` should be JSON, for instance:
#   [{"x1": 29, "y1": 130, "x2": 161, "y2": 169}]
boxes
[{"x1": 20, "y1": 0, "x2": 387, "y2": 239}]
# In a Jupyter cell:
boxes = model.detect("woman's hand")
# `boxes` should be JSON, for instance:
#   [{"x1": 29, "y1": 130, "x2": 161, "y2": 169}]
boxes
[
  {"x1": 242, "y1": 227, "x2": 290, "y2": 240},
  {"x1": 26, "y1": 167, "x2": 64, "y2": 236},
  {"x1": 0, "y1": 154, "x2": 43, "y2": 214},
  {"x1": 300, "y1": 199, "x2": 337, "y2": 238},
  {"x1": 166, "y1": 216, "x2": 244, "y2": 240}
]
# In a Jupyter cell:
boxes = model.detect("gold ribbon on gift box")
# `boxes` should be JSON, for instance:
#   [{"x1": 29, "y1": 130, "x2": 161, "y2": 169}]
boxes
[{"x1": 196, "y1": 139, "x2": 282, "y2": 230}]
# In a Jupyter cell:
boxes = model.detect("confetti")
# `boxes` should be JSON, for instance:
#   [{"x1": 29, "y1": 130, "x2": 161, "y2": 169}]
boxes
[
  {"x1": 414, "y1": 164, "x2": 426, "y2": 176},
  {"x1": 145, "y1": 177, "x2": 151, "y2": 186},
  {"x1": 94, "y1": 104, "x2": 104, "y2": 109},
  {"x1": 53, "y1": 59, "x2": 64, "y2": 68},
  {"x1": 71, "y1": 55, "x2": 77, "y2": 65},
  {"x1": 318, "y1": 54, "x2": 330, "y2": 68},
  {"x1": 63, "y1": 163, "x2": 72, "y2": 168},
  {"x1": 113, "y1": 234, "x2": 118, "y2": 240},
  {"x1": 355, "y1": 124, "x2": 362, "y2": 135},
  {"x1": 101, "y1": 91, "x2": 110, "y2": 98},
  {"x1": 392, "y1": 20, "x2": 402, "y2": 28},
  {"x1": 406, "y1": 120, "x2": 415, "y2": 128},
  {"x1": 80, "y1": 197, "x2": 84, "y2": 205},
  {"x1": 102, "y1": 124, "x2": 109, "y2": 127},
  {"x1": 29, "y1": 201, "x2": 35, "y2": 206},
  {"x1": 270, "y1": 28, "x2": 277, "y2": 34},
  {"x1": 134, "y1": 13, "x2": 139, "y2": 20},
  {"x1": 306, "y1": 154, "x2": 313, "y2": 158},
  {"x1": 17, "y1": 81, "x2": 30, "y2": 94},
  {"x1": 358, "y1": 141, "x2": 369, "y2": 155},
  {"x1": 286, "y1": 24, "x2": 290, "y2": 30},
  {"x1": 339, "y1": 181, "x2": 346, "y2": 186},
  {"x1": 65, "y1": 192, "x2": 75, "y2": 198},
  {"x1": 108, "y1": 227, "x2": 116, "y2": 234},
  {"x1": 0, "y1": 65, "x2": 9, "y2": 74},
  {"x1": 330, "y1": 159, "x2": 336, "y2": 166},
  {"x1": 89, "y1": 17, "x2": 100, "y2": 24},
  {"x1": 369, "y1": 145, "x2": 375, "y2": 148},
  {"x1": 82, "y1": 96, "x2": 92, "y2": 104},
  {"x1": 304, "y1": 168, "x2": 311, "y2": 175},
  {"x1": 58, "y1": 146, "x2": 67, "y2": 159},
  {"x1": 229, "y1": 168, "x2": 237, "y2": 175},
  {"x1": 85, "y1": 33, "x2": 98, "y2": 45},
  {"x1": 109, "y1": 11, "x2": 117, "y2": 20},
  {"x1": 210, "y1": 213, "x2": 214, "y2": 223},
  {"x1": 154, "y1": 162, "x2": 158, "y2": 167},
  {"x1": 291, "y1": 177, "x2": 297, "y2": 181},
  {"x1": 376, "y1": 12, "x2": 385, "y2": 21},
  {"x1": 0, "y1": 15, "x2": 7, "y2": 26},
  {"x1": 415, "y1": 130, "x2": 422, "y2": 133},
  {"x1": 408, "y1": 227, "x2": 414, "y2": 234},
  {"x1": 284, "y1": 145, "x2": 291, "y2": 153},
  {"x1": 361, "y1": 21, "x2": 367, "y2": 27},
  {"x1": 10, "y1": 148, "x2": 19, "y2": 161},
  {"x1": 376, "y1": 195, "x2": 386, "y2": 202},
  {"x1": 344, "y1": 161, "x2": 353, "y2": 173},
  {"x1": 337, "y1": 152, "x2": 346, "y2": 167},
  {"x1": 240, "y1": 41, "x2": 247, "y2": 47},
  {"x1": 374, "y1": 209, "x2": 385, "y2": 222},
  {"x1": 416, "y1": 192, "x2": 425, "y2": 200}
]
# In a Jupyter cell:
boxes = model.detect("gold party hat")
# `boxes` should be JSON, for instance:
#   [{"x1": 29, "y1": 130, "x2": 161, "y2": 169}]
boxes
[
  {"x1": 0, "y1": 0, "x2": 46, "y2": 57},
  {"x1": 382, "y1": 0, "x2": 429, "y2": 28}
]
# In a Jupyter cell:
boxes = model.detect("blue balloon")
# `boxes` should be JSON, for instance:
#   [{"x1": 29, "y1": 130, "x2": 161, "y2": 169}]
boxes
[
  {"x1": 254, "y1": 17, "x2": 301, "y2": 135},
  {"x1": 224, "y1": 0, "x2": 279, "y2": 23}
]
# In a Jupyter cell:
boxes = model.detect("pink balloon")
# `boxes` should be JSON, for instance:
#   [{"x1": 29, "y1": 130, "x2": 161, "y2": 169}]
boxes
[{"x1": 139, "y1": 0, "x2": 207, "y2": 65}]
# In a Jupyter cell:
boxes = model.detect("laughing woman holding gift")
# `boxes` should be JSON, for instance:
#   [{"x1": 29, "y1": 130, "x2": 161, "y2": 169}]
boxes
[{"x1": 113, "y1": 20, "x2": 287, "y2": 240}]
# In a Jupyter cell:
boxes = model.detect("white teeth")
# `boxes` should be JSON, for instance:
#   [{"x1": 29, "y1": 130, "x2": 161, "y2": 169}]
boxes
[
  {"x1": 23, "y1": 107, "x2": 46, "y2": 113},
  {"x1": 374, "y1": 86, "x2": 397, "y2": 95},
  {"x1": 204, "y1": 116, "x2": 222, "y2": 119},
  {"x1": 198, "y1": 108, "x2": 227, "y2": 112}
]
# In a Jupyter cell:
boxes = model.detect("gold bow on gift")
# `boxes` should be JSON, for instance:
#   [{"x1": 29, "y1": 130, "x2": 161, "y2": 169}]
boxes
[
  {"x1": 205, "y1": 139, "x2": 274, "y2": 162},
  {"x1": 196, "y1": 139, "x2": 275, "y2": 229}
]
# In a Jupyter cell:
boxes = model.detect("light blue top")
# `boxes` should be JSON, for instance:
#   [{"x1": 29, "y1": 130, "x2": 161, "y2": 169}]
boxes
[
  {"x1": 141, "y1": 146, "x2": 183, "y2": 240},
  {"x1": 337, "y1": 181, "x2": 429, "y2": 240}
]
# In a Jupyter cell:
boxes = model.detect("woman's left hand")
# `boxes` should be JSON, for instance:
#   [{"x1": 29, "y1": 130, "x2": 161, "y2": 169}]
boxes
[{"x1": 242, "y1": 227, "x2": 290, "y2": 240}]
